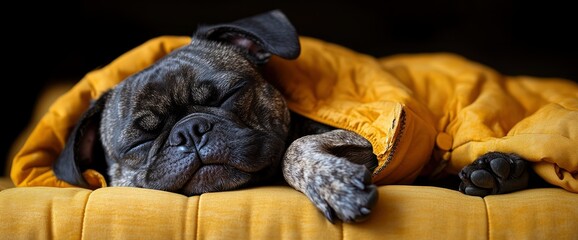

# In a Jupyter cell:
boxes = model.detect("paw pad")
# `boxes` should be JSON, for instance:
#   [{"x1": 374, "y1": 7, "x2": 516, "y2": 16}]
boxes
[
  {"x1": 470, "y1": 170, "x2": 495, "y2": 189},
  {"x1": 459, "y1": 152, "x2": 529, "y2": 197}
]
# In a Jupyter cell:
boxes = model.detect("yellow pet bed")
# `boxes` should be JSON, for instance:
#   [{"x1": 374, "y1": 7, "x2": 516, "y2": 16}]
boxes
[{"x1": 3, "y1": 36, "x2": 578, "y2": 239}]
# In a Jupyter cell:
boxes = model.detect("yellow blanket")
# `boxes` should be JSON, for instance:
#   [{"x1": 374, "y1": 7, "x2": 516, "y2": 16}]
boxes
[{"x1": 11, "y1": 36, "x2": 578, "y2": 193}]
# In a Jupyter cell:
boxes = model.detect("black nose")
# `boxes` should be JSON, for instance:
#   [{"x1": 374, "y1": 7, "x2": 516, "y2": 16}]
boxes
[{"x1": 169, "y1": 117, "x2": 213, "y2": 150}]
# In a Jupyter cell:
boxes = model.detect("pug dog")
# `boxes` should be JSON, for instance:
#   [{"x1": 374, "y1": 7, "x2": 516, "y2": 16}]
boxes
[{"x1": 53, "y1": 10, "x2": 532, "y2": 223}]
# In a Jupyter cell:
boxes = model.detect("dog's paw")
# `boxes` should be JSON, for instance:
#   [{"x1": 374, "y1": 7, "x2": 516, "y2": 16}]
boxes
[
  {"x1": 458, "y1": 152, "x2": 529, "y2": 197},
  {"x1": 304, "y1": 161, "x2": 378, "y2": 223}
]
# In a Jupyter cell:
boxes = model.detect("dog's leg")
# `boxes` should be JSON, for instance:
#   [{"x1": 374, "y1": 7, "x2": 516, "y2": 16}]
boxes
[
  {"x1": 458, "y1": 152, "x2": 530, "y2": 196},
  {"x1": 283, "y1": 129, "x2": 378, "y2": 223}
]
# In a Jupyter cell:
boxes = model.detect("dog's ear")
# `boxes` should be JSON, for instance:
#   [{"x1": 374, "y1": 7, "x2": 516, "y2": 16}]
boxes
[
  {"x1": 195, "y1": 9, "x2": 301, "y2": 64},
  {"x1": 53, "y1": 91, "x2": 110, "y2": 188}
]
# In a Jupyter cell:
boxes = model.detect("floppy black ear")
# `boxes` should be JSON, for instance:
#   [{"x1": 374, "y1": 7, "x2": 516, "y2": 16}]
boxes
[
  {"x1": 194, "y1": 9, "x2": 301, "y2": 64},
  {"x1": 53, "y1": 91, "x2": 111, "y2": 188}
]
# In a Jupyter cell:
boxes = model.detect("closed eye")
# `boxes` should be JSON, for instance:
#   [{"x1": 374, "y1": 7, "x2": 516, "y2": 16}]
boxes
[
  {"x1": 119, "y1": 139, "x2": 153, "y2": 160},
  {"x1": 219, "y1": 81, "x2": 247, "y2": 107}
]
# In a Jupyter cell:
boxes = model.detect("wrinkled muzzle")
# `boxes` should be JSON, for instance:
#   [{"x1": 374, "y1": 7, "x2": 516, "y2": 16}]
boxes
[{"x1": 133, "y1": 112, "x2": 287, "y2": 195}]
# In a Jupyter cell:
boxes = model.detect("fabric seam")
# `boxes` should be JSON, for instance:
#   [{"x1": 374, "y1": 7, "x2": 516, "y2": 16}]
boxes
[
  {"x1": 80, "y1": 190, "x2": 93, "y2": 240},
  {"x1": 483, "y1": 197, "x2": 490, "y2": 240}
]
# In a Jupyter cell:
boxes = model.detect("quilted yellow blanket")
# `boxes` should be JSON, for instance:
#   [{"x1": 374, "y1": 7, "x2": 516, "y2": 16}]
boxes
[{"x1": 10, "y1": 36, "x2": 578, "y2": 193}]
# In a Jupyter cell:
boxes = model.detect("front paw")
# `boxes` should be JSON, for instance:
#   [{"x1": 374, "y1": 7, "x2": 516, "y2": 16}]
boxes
[
  {"x1": 304, "y1": 162, "x2": 378, "y2": 223},
  {"x1": 459, "y1": 152, "x2": 529, "y2": 197}
]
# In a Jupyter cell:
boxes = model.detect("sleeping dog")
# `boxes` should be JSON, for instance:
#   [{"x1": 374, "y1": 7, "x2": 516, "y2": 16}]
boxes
[{"x1": 54, "y1": 10, "x2": 533, "y2": 223}]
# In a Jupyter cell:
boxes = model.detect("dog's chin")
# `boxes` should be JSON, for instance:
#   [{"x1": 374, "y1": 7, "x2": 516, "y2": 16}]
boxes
[{"x1": 178, "y1": 164, "x2": 253, "y2": 196}]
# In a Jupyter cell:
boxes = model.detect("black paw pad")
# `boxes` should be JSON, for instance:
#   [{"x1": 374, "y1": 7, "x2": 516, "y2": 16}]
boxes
[
  {"x1": 459, "y1": 152, "x2": 530, "y2": 197},
  {"x1": 490, "y1": 157, "x2": 509, "y2": 178},
  {"x1": 470, "y1": 169, "x2": 496, "y2": 189}
]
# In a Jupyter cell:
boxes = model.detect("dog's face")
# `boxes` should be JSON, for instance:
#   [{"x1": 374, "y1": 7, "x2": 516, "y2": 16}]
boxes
[
  {"x1": 53, "y1": 10, "x2": 301, "y2": 195},
  {"x1": 101, "y1": 40, "x2": 291, "y2": 195}
]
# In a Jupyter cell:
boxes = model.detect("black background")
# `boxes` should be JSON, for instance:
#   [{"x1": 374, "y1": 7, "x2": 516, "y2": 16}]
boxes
[{"x1": 3, "y1": 0, "x2": 577, "y2": 175}]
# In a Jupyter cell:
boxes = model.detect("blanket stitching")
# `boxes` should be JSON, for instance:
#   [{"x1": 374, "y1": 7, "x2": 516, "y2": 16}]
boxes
[{"x1": 80, "y1": 190, "x2": 93, "y2": 240}]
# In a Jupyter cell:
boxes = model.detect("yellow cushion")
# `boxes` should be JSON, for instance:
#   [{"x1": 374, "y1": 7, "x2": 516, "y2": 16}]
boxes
[{"x1": 2, "y1": 184, "x2": 576, "y2": 239}]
